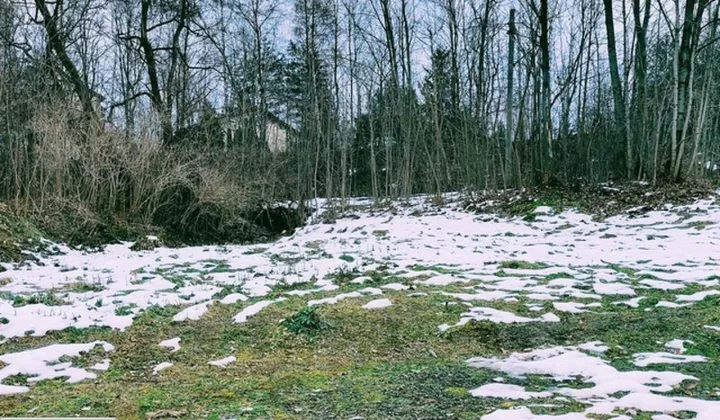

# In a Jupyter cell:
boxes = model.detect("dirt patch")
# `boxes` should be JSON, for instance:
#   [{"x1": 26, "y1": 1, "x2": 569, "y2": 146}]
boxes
[{"x1": 465, "y1": 181, "x2": 718, "y2": 220}]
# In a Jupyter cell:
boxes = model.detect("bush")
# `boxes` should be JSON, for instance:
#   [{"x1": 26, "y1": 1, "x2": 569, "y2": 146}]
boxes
[
  {"x1": 0, "y1": 104, "x2": 301, "y2": 247},
  {"x1": 282, "y1": 306, "x2": 329, "y2": 336}
]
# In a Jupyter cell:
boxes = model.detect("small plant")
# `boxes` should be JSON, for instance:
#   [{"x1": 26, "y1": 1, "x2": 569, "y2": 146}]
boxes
[
  {"x1": 329, "y1": 267, "x2": 361, "y2": 284},
  {"x1": 12, "y1": 293, "x2": 68, "y2": 307},
  {"x1": 114, "y1": 305, "x2": 135, "y2": 316},
  {"x1": 95, "y1": 298, "x2": 103, "y2": 307},
  {"x1": 0, "y1": 317, "x2": 8, "y2": 324},
  {"x1": 339, "y1": 254, "x2": 354, "y2": 263},
  {"x1": 63, "y1": 280, "x2": 105, "y2": 293},
  {"x1": 282, "y1": 306, "x2": 329, "y2": 336}
]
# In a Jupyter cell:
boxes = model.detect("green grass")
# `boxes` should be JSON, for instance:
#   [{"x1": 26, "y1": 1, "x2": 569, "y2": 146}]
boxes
[
  {"x1": 2, "y1": 275, "x2": 720, "y2": 419},
  {"x1": 500, "y1": 260, "x2": 550, "y2": 270},
  {"x1": 408, "y1": 264, "x2": 463, "y2": 275}
]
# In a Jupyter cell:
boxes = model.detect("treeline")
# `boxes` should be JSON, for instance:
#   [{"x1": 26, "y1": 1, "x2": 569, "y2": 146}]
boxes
[{"x1": 0, "y1": 0, "x2": 719, "y2": 240}]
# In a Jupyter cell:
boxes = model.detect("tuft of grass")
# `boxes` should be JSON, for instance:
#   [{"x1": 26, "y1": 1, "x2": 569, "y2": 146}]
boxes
[
  {"x1": 608, "y1": 264, "x2": 637, "y2": 277},
  {"x1": 328, "y1": 267, "x2": 361, "y2": 284},
  {"x1": 500, "y1": 260, "x2": 550, "y2": 270},
  {"x1": 11, "y1": 292, "x2": 69, "y2": 307},
  {"x1": 544, "y1": 272, "x2": 574, "y2": 281},
  {"x1": 114, "y1": 305, "x2": 136, "y2": 316},
  {"x1": 281, "y1": 306, "x2": 329, "y2": 337},
  {"x1": 59, "y1": 280, "x2": 105, "y2": 293},
  {"x1": 408, "y1": 264, "x2": 462, "y2": 275}
]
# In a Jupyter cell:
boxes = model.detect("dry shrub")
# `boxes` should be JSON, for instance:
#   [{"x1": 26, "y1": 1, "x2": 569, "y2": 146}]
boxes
[{"x1": 7, "y1": 103, "x2": 281, "y2": 246}]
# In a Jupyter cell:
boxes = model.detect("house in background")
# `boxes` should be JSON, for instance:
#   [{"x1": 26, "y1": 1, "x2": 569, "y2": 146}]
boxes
[{"x1": 169, "y1": 107, "x2": 295, "y2": 154}]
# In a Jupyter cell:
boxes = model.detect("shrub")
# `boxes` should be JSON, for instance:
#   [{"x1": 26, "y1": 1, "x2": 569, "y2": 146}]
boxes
[{"x1": 282, "y1": 306, "x2": 329, "y2": 336}]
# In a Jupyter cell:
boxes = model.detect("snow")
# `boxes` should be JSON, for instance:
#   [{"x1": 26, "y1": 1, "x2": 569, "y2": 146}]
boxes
[
  {"x1": 676, "y1": 290, "x2": 720, "y2": 302},
  {"x1": 233, "y1": 298, "x2": 285, "y2": 324},
  {"x1": 152, "y1": 362, "x2": 173, "y2": 375},
  {"x1": 553, "y1": 302, "x2": 587, "y2": 313},
  {"x1": 468, "y1": 344, "x2": 720, "y2": 419},
  {"x1": 469, "y1": 383, "x2": 552, "y2": 400},
  {"x1": 159, "y1": 337, "x2": 181, "y2": 353},
  {"x1": 89, "y1": 359, "x2": 110, "y2": 371},
  {"x1": 439, "y1": 307, "x2": 559, "y2": 331},
  {"x1": 380, "y1": 283, "x2": 409, "y2": 291},
  {"x1": 308, "y1": 288, "x2": 383, "y2": 306},
  {"x1": 362, "y1": 298, "x2": 392, "y2": 309},
  {"x1": 632, "y1": 352, "x2": 706, "y2": 367},
  {"x1": 578, "y1": 341, "x2": 610, "y2": 353},
  {"x1": 172, "y1": 301, "x2": 211, "y2": 322},
  {"x1": 2, "y1": 192, "x2": 720, "y2": 414},
  {"x1": 3, "y1": 193, "x2": 719, "y2": 341},
  {"x1": 220, "y1": 293, "x2": 248, "y2": 304},
  {"x1": 208, "y1": 356, "x2": 236, "y2": 368},
  {"x1": 0, "y1": 341, "x2": 114, "y2": 394},
  {"x1": 593, "y1": 282, "x2": 636, "y2": 296}
]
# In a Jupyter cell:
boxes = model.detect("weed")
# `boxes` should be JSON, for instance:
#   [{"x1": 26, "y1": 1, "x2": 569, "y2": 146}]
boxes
[{"x1": 281, "y1": 306, "x2": 329, "y2": 336}]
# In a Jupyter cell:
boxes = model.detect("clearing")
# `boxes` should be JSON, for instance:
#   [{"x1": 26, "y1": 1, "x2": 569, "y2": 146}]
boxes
[{"x1": 2, "y1": 192, "x2": 720, "y2": 419}]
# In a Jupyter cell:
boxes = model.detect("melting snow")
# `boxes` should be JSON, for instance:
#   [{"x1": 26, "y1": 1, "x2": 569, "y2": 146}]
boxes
[
  {"x1": 0, "y1": 341, "x2": 114, "y2": 395},
  {"x1": 362, "y1": 298, "x2": 393, "y2": 309},
  {"x1": 469, "y1": 383, "x2": 552, "y2": 400},
  {"x1": 159, "y1": 337, "x2": 181, "y2": 353},
  {"x1": 208, "y1": 356, "x2": 236, "y2": 368},
  {"x1": 468, "y1": 344, "x2": 720, "y2": 419},
  {"x1": 233, "y1": 298, "x2": 286, "y2": 324},
  {"x1": 152, "y1": 362, "x2": 173, "y2": 375}
]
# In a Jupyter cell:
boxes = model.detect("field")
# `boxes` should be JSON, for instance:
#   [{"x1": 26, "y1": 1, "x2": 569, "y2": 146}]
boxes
[{"x1": 1, "y1": 193, "x2": 720, "y2": 419}]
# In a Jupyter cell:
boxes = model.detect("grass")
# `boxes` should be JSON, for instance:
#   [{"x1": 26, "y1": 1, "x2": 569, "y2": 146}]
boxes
[
  {"x1": 2, "y1": 285, "x2": 720, "y2": 419},
  {"x1": 2, "y1": 247, "x2": 720, "y2": 420},
  {"x1": 499, "y1": 260, "x2": 550, "y2": 270}
]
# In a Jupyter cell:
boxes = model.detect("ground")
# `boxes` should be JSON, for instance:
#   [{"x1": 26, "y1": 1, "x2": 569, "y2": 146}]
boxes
[{"x1": 1, "y1": 191, "x2": 720, "y2": 419}]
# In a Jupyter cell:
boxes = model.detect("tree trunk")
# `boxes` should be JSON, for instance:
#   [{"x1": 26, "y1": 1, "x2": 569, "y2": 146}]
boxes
[{"x1": 504, "y1": 9, "x2": 516, "y2": 188}]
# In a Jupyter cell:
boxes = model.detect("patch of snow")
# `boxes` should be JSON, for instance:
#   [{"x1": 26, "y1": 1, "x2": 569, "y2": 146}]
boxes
[
  {"x1": 440, "y1": 307, "x2": 559, "y2": 331},
  {"x1": 220, "y1": 293, "x2": 248, "y2": 304},
  {"x1": 362, "y1": 298, "x2": 392, "y2": 309},
  {"x1": 89, "y1": 359, "x2": 110, "y2": 371},
  {"x1": 0, "y1": 341, "x2": 114, "y2": 395},
  {"x1": 233, "y1": 298, "x2": 286, "y2": 324},
  {"x1": 469, "y1": 383, "x2": 552, "y2": 400},
  {"x1": 665, "y1": 339, "x2": 692, "y2": 354},
  {"x1": 593, "y1": 282, "x2": 636, "y2": 296},
  {"x1": 380, "y1": 283, "x2": 409, "y2": 291},
  {"x1": 632, "y1": 352, "x2": 706, "y2": 367},
  {"x1": 616, "y1": 297, "x2": 645, "y2": 308},
  {"x1": 676, "y1": 290, "x2": 720, "y2": 302},
  {"x1": 468, "y1": 345, "x2": 720, "y2": 419},
  {"x1": 159, "y1": 337, "x2": 181, "y2": 353},
  {"x1": 553, "y1": 302, "x2": 587, "y2": 313},
  {"x1": 152, "y1": 362, "x2": 173, "y2": 375},
  {"x1": 172, "y1": 301, "x2": 211, "y2": 322},
  {"x1": 208, "y1": 356, "x2": 236, "y2": 368},
  {"x1": 578, "y1": 341, "x2": 610, "y2": 353}
]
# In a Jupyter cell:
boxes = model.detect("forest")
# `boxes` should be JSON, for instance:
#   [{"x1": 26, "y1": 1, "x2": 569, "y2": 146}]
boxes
[{"x1": 0, "y1": 0, "x2": 719, "y2": 241}]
